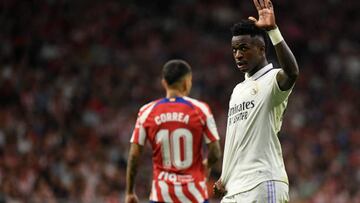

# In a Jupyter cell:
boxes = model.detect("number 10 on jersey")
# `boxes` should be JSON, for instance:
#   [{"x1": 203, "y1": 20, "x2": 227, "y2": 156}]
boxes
[{"x1": 156, "y1": 128, "x2": 193, "y2": 170}]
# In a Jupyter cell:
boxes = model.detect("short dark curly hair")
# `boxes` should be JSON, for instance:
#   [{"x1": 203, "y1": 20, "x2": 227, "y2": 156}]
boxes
[
  {"x1": 162, "y1": 59, "x2": 192, "y2": 86},
  {"x1": 231, "y1": 19, "x2": 269, "y2": 48}
]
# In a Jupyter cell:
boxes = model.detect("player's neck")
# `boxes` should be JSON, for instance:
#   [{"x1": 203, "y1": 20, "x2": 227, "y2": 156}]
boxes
[
  {"x1": 248, "y1": 60, "x2": 268, "y2": 77},
  {"x1": 166, "y1": 89, "x2": 186, "y2": 98}
]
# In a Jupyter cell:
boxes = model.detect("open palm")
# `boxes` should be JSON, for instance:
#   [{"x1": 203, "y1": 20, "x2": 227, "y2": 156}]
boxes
[{"x1": 249, "y1": 0, "x2": 277, "y2": 30}]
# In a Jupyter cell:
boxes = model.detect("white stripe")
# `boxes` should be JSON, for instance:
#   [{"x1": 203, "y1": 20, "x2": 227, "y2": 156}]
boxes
[
  {"x1": 199, "y1": 181, "x2": 208, "y2": 198},
  {"x1": 158, "y1": 181, "x2": 172, "y2": 202},
  {"x1": 138, "y1": 102, "x2": 156, "y2": 123},
  {"x1": 206, "y1": 116, "x2": 220, "y2": 140},
  {"x1": 130, "y1": 132, "x2": 135, "y2": 143},
  {"x1": 150, "y1": 181, "x2": 158, "y2": 201},
  {"x1": 203, "y1": 133, "x2": 211, "y2": 144},
  {"x1": 131, "y1": 102, "x2": 156, "y2": 145},
  {"x1": 138, "y1": 125, "x2": 146, "y2": 145},
  {"x1": 139, "y1": 101, "x2": 154, "y2": 112},
  {"x1": 188, "y1": 182, "x2": 204, "y2": 203},
  {"x1": 174, "y1": 184, "x2": 191, "y2": 202}
]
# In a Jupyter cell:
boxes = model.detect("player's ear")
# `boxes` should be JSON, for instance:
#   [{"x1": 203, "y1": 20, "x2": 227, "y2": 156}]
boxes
[
  {"x1": 184, "y1": 74, "x2": 192, "y2": 95},
  {"x1": 161, "y1": 79, "x2": 168, "y2": 90},
  {"x1": 187, "y1": 74, "x2": 192, "y2": 90}
]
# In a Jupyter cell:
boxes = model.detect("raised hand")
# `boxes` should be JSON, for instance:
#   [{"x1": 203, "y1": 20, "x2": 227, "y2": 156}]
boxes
[{"x1": 248, "y1": 0, "x2": 277, "y2": 30}]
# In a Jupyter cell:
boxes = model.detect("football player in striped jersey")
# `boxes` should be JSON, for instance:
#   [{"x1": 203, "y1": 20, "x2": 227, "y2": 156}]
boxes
[{"x1": 126, "y1": 59, "x2": 222, "y2": 203}]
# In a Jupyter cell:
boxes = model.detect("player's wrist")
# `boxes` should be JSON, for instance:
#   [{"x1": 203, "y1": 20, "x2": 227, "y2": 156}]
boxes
[{"x1": 266, "y1": 26, "x2": 284, "y2": 46}]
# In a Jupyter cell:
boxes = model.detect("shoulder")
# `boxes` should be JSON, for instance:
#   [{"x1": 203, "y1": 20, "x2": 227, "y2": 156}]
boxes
[
  {"x1": 230, "y1": 82, "x2": 246, "y2": 100},
  {"x1": 268, "y1": 68, "x2": 281, "y2": 78},
  {"x1": 138, "y1": 100, "x2": 155, "y2": 113},
  {"x1": 233, "y1": 82, "x2": 244, "y2": 91},
  {"x1": 183, "y1": 97, "x2": 212, "y2": 116},
  {"x1": 255, "y1": 68, "x2": 281, "y2": 84},
  {"x1": 137, "y1": 99, "x2": 159, "y2": 120}
]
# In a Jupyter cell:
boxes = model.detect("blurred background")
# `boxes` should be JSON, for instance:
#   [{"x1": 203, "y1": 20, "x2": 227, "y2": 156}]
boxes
[{"x1": 0, "y1": 0, "x2": 359, "y2": 202}]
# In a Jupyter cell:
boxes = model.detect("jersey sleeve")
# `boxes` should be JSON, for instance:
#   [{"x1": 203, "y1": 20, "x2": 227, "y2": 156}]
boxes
[
  {"x1": 203, "y1": 111, "x2": 220, "y2": 144},
  {"x1": 270, "y1": 69, "x2": 294, "y2": 106},
  {"x1": 130, "y1": 113, "x2": 147, "y2": 145},
  {"x1": 130, "y1": 102, "x2": 155, "y2": 145}
]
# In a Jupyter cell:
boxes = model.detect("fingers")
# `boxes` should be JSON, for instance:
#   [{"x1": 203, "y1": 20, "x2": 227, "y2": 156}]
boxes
[
  {"x1": 259, "y1": 0, "x2": 265, "y2": 8},
  {"x1": 265, "y1": 0, "x2": 274, "y2": 9},
  {"x1": 254, "y1": 0, "x2": 273, "y2": 10},
  {"x1": 215, "y1": 180, "x2": 222, "y2": 186},
  {"x1": 248, "y1": 16, "x2": 258, "y2": 23},
  {"x1": 268, "y1": 0, "x2": 274, "y2": 9},
  {"x1": 253, "y1": 0, "x2": 261, "y2": 10},
  {"x1": 213, "y1": 185, "x2": 220, "y2": 196},
  {"x1": 213, "y1": 183, "x2": 226, "y2": 198}
]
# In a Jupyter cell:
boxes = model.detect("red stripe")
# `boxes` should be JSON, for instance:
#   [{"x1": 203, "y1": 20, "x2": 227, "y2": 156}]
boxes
[
  {"x1": 182, "y1": 184, "x2": 198, "y2": 203},
  {"x1": 199, "y1": 107, "x2": 207, "y2": 125},
  {"x1": 168, "y1": 184, "x2": 181, "y2": 203},
  {"x1": 203, "y1": 103, "x2": 211, "y2": 113},
  {"x1": 155, "y1": 181, "x2": 164, "y2": 202},
  {"x1": 195, "y1": 182, "x2": 207, "y2": 200},
  {"x1": 204, "y1": 128, "x2": 218, "y2": 142},
  {"x1": 139, "y1": 101, "x2": 156, "y2": 115}
]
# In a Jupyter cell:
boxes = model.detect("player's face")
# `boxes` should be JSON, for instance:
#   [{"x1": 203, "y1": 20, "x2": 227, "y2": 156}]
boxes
[{"x1": 231, "y1": 35, "x2": 265, "y2": 74}]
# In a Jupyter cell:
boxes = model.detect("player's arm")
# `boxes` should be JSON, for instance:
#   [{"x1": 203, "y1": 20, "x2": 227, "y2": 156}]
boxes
[
  {"x1": 125, "y1": 143, "x2": 143, "y2": 203},
  {"x1": 203, "y1": 141, "x2": 221, "y2": 177},
  {"x1": 206, "y1": 141, "x2": 222, "y2": 169},
  {"x1": 201, "y1": 107, "x2": 222, "y2": 175},
  {"x1": 249, "y1": 0, "x2": 299, "y2": 91}
]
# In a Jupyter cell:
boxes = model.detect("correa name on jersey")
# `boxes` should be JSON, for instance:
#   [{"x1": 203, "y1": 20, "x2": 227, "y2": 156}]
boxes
[
  {"x1": 154, "y1": 112, "x2": 190, "y2": 125},
  {"x1": 228, "y1": 100, "x2": 255, "y2": 125}
]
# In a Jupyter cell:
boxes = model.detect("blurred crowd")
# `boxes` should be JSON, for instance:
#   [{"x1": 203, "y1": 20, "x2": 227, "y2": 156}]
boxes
[{"x1": 0, "y1": 0, "x2": 359, "y2": 202}]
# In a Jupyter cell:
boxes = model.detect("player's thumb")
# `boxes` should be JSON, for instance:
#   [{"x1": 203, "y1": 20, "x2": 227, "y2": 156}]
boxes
[{"x1": 248, "y1": 16, "x2": 258, "y2": 23}]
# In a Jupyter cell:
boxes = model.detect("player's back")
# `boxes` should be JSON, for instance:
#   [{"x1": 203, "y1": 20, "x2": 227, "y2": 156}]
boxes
[{"x1": 131, "y1": 96, "x2": 219, "y2": 202}]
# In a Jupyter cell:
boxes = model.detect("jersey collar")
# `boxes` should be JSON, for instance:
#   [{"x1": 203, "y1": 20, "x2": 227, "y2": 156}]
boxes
[
  {"x1": 154, "y1": 96, "x2": 194, "y2": 109},
  {"x1": 245, "y1": 63, "x2": 273, "y2": 80}
]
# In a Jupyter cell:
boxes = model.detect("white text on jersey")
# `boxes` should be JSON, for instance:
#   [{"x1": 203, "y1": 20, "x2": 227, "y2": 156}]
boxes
[
  {"x1": 154, "y1": 112, "x2": 190, "y2": 125},
  {"x1": 158, "y1": 171, "x2": 194, "y2": 182}
]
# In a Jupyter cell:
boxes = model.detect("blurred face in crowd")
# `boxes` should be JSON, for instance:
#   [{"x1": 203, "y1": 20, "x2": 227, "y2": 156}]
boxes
[{"x1": 231, "y1": 35, "x2": 266, "y2": 75}]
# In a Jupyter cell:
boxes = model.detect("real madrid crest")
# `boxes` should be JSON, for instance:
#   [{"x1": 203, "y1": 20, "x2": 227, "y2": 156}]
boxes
[{"x1": 250, "y1": 82, "x2": 259, "y2": 95}]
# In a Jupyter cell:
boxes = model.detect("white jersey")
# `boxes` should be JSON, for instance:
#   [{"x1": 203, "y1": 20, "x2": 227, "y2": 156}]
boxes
[{"x1": 220, "y1": 64, "x2": 293, "y2": 197}]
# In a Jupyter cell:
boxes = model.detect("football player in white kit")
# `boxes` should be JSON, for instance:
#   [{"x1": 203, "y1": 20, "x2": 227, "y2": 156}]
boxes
[{"x1": 213, "y1": 0, "x2": 299, "y2": 202}]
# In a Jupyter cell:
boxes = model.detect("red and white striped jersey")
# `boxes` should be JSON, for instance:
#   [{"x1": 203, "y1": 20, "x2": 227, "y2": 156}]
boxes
[{"x1": 131, "y1": 96, "x2": 220, "y2": 203}]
